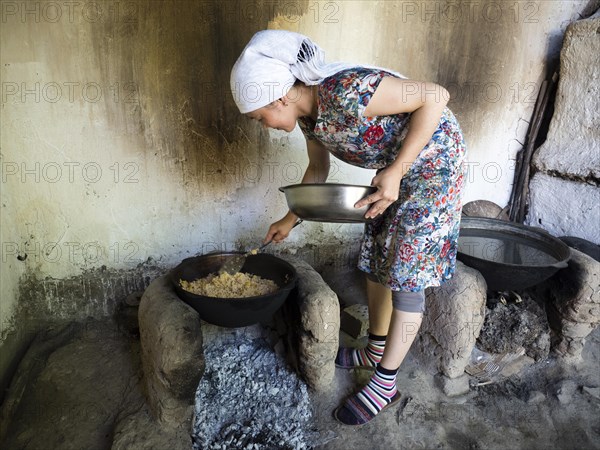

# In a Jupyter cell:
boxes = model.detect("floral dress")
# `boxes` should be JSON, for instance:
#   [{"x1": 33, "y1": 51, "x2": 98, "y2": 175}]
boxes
[{"x1": 298, "y1": 67, "x2": 467, "y2": 292}]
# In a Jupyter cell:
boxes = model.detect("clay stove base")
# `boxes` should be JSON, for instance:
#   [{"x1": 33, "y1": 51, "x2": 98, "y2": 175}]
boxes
[
  {"x1": 2, "y1": 316, "x2": 599, "y2": 450},
  {"x1": 2, "y1": 251, "x2": 600, "y2": 449}
]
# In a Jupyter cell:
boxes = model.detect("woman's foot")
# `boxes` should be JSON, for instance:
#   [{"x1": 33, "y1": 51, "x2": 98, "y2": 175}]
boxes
[
  {"x1": 335, "y1": 333, "x2": 386, "y2": 369},
  {"x1": 333, "y1": 364, "x2": 401, "y2": 426}
]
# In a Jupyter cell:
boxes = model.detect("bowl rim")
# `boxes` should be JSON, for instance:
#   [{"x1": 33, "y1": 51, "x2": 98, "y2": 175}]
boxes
[
  {"x1": 170, "y1": 252, "x2": 297, "y2": 302},
  {"x1": 279, "y1": 183, "x2": 377, "y2": 223},
  {"x1": 458, "y1": 217, "x2": 571, "y2": 269},
  {"x1": 279, "y1": 183, "x2": 377, "y2": 192}
]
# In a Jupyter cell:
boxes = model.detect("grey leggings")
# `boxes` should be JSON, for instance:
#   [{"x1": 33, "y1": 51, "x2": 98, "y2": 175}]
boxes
[
  {"x1": 366, "y1": 273, "x2": 426, "y2": 313},
  {"x1": 392, "y1": 290, "x2": 426, "y2": 313}
]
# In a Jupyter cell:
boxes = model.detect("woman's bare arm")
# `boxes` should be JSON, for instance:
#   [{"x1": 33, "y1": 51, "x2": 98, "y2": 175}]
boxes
[
  {"x1": 356, "y1": 78, "x2": 449, "y2": 218},
  {"x1": 302, "y1": 138, "x2": 331, "y2": 183},
  {"x1": 265, "y1": 138, "x2": 330, "y2": 242}
]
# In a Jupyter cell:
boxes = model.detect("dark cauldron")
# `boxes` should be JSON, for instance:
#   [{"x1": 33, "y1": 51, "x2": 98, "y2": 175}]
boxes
[
  {"x1": 457, "y1": 217, "x2": 571, "y2": 291},
  {"x1": 170, "y1": 253, "x2": 296, "y2": 328}
]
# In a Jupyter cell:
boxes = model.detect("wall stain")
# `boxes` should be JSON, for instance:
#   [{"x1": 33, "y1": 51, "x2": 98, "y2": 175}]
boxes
[
  {"x1": 15, "y1": 264, "x2": 165, "y2": 326},
  {"x1": 86, "y1": 1, "x2": 309, "y2": 195}
]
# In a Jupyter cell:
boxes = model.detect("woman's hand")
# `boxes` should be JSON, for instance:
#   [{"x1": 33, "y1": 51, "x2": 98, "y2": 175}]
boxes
[
  {"x1": 354, "y1": 166, "x2": 404, "y2": 219},
  {"x1": 356, "y1": 77, "x2": 448, "y2": 220},
  {"x1": 264, "y1": 141, "x2": 326, "y2": 244},
  {"x1": 265, "y1": 213, "x2": 298, "y2": 243}
]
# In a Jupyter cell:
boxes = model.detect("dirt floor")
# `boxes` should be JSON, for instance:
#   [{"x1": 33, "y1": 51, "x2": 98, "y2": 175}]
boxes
[
  {"x1": 1, "y1": 306, "x2": 599, "y2": 450},
  {"x1": 313, "y1": 329, "x2": 600, "y2": 450}
]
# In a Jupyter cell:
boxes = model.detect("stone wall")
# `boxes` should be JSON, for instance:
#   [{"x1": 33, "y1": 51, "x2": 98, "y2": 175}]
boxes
[{"x1": 528, "y1": 13, "x2": 600, "y2": 244}]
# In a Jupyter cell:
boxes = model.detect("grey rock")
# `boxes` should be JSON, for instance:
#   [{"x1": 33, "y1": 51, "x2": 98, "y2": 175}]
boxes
[
  {"x1": 138, "y1": 274, "x2": 204, "y2": 427},
  {"x1": 527, "y1": 390, "x2": 546, "y2": 404},
  {"x1": 556, "y1": 380, "x2": 578, "y2": 404},
  {"x1": 434, "y1": 373, "x2": 470, "y2": 397},
  {"x1": 552, "y1": 337, "x2": 586, "y2": 364},
  {"x1": 462, "y1": 200, "x2": 509, "y2": 220},
  {"x1": 532, "y1": 16, "x2": 600, "y2": 179},
  {"x1": 582, "y1": 386, "x2": 600, "y2": 401},
  {"x1": 559, "y1": 320, "x2": 597, "y2": 339},
  {"x1": 527, "y1": 174, "x2": 600, "y2": 245},
  {"x1": 413, "y1": 261, "x2": 488, "y2": 379},
  {"x1": 340, "y1": 304, "x2": 369, "y2": 339}
]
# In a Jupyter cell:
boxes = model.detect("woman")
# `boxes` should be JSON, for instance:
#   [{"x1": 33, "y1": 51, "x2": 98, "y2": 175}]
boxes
[{"x1": 230, "y1": 30, "x2": 466, "y2": 426}]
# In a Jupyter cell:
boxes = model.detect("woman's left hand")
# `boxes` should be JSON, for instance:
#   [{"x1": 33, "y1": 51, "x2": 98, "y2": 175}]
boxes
[{"x1": 354, "y1": 166, "x2": 404, "y2": 219}]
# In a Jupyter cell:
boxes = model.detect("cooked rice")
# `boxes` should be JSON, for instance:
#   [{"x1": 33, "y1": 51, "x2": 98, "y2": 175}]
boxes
[{"x1": 180, "y1": 272, "x2": 278, "y2": 298}]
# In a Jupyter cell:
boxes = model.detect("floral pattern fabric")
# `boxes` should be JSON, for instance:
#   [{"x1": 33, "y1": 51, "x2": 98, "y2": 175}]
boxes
[{"x1": 298, "y1": 68, "x2": 467, "y2": 291}]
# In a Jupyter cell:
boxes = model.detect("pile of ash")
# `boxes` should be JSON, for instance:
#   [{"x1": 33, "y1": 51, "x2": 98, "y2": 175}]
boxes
[
  {"x1": 192, "y1": 335, "x2": 318, "y2": 450},
  {"x1": 478, "y1": 290, "x2": 551, "y2": 362}
]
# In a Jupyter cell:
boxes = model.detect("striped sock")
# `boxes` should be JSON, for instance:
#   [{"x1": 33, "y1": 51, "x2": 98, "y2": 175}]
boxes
[
  {"x1": 335, "y1": 333, "x2": 386, "y2": 369},
  {"x1": 334, "y1": 364, "x2": 400, "y2": 425}
]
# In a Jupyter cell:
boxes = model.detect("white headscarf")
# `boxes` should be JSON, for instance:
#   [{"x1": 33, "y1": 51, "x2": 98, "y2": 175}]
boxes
[{"x1": 230, "y1": 30, "x2": 403, "y2": 114}]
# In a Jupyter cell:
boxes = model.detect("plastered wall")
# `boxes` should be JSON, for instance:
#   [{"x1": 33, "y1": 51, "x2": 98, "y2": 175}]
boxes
[
  {"x1": 0, "y1": 0, "x2": 594, "y2": 342},
  {"x1": 526, "y1": 14, "x2": 600, "y2": 244}
]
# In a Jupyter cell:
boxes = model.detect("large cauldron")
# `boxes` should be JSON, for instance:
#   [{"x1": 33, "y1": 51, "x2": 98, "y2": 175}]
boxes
[
  {"x1": 170, "y1": 253, "x2": 296, "y2": 328},
  {"x1": 457, "y1": 217, "x2": 571, "y2": 291}
]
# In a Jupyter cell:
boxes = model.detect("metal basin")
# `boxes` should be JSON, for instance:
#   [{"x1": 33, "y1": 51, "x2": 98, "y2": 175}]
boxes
[
  {"x1": 279, "y1": 183, "x2": 377, "y2": 223},
  {"x1": 169, "y1": 253, "x2": 296, "y2": 328},
  {"x1": 457, "y1": 217, "x2": 571, "y2": 291}
]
